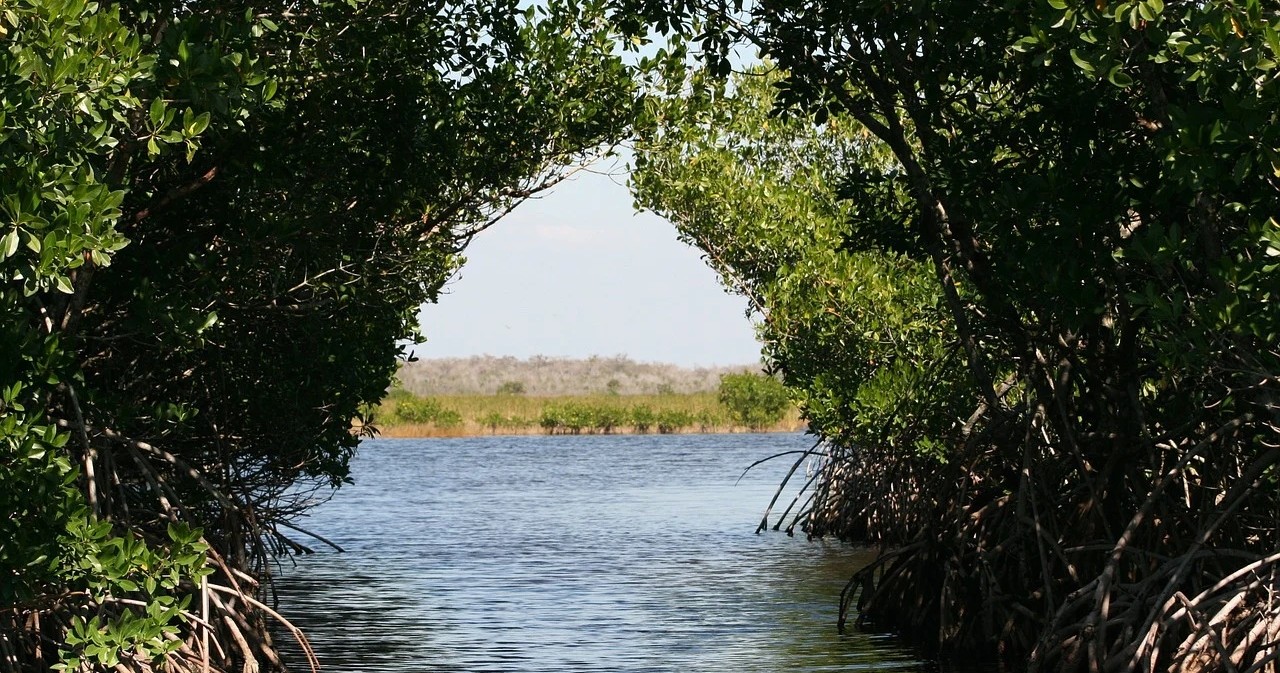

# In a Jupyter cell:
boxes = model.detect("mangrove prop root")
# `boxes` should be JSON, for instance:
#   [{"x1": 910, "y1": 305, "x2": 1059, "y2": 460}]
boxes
[
  {"x1": 2, "y1": 421, "x2": 325, "y2": 673},
  {"x1": 775, "y1": 392, "x2": 1280, "y2": 673}
]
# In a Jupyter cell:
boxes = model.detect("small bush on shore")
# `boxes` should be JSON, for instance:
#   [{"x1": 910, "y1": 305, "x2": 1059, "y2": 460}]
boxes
[{"x1": 392, "y1": 398, "x2": 462, "y2": 428}]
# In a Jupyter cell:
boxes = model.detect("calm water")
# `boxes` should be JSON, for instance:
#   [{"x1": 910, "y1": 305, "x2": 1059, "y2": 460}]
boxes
[{"x1": 272, "y1": 433, "x2": 935, "y2": 672}]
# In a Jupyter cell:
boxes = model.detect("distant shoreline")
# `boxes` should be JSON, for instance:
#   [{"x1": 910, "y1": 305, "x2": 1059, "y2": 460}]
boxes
[
  {"x1": 395, "y1": 354, "x2": 764, "y2": 397},
  {"x1": 365, "y1": 388, "x2": 805, "y2": 439},
  {"x1": 368, "y1": 422, "x2": 807, "y2": 440}
]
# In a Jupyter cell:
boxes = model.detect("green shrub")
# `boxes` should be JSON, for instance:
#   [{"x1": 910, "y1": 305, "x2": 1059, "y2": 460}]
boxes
[
  {"x1": 589, "y1": 405, "x2": 628, "y2": 433},
  {"x1": 718, "y1": 373, "x2": 790, "y2": 430},
  {"x1": 630, "y1": 404, "x2": 655, "y2": 433},
  {"x1": 656, "y1": 409, "x2": 694, "y2": 434},
  {"x1": 479, "y1": 411, "x2": 506, "y2": 432},
  {"x1": 394, "y1": 397, "x2": 462, "y2": 427},
  {"x1": 540, "y1": 403, "x2": 593, "y2": 434}
]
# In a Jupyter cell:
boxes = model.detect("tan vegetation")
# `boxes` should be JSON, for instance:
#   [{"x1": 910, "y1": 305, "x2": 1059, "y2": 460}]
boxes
[{"x1": 395, "y1": 355, "x2": 762, "y2": 396}]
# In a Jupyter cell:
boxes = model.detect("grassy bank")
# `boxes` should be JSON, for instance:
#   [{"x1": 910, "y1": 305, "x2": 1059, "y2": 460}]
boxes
[{"x1": 369, "y1": 391, "x2": 805, "y2": 438}]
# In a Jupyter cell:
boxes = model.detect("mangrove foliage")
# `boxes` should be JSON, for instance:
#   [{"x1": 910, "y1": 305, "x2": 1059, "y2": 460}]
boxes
[
  {"x1": 0, "y1": 1, "x2": 634, "y2": 670},
  {"x1": 626, "y1": 2, "x2": 1280, "y2": 671}
]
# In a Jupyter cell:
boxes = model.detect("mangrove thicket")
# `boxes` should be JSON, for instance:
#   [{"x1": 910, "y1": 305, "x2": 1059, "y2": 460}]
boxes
[
  {"x1": 0, "y1": 1, "x2": 634, "y2": 670},
  {"x1": 626, "y1": 2, "x2": 1280, "y2": 671}
]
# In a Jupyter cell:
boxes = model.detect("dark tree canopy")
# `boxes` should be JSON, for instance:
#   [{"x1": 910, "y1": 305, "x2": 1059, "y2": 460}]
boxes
[
  {"x1": 626, "y1": 2, "x2": 1280, "y2": 671},
  {"x1": 1, "y1": 1, "x2": 635, "y2": 670}
]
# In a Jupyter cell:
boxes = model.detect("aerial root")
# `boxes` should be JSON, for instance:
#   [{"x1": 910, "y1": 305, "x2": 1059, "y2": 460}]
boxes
[{"x1": 796, "y1": 436, "x2": 1280, "y2": 672}]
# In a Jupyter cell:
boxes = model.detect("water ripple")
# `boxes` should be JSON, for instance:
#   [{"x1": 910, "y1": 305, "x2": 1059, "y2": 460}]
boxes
[{"x1": 272, "y1": 434, "x2": 935, "y2": 672}]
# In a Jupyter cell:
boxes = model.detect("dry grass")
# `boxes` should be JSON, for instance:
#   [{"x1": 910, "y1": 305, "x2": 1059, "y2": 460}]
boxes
[{"x1": 395, "y1": 355, "x2": 762, "y2": 396}]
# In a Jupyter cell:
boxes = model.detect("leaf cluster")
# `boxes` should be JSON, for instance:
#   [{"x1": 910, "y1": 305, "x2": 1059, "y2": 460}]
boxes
[
  {"x1": 621, "y1": 0, "x2": 1280, "y2": 666},
  {"x1": 2, "y1": 0, "x2": 641, "y2": 669},
  {"x1": 716, "y1": 372, "x2": 790, "y2": 430}
]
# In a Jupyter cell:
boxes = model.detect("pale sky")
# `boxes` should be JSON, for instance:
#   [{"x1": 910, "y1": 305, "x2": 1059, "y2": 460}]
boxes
[{"x1": 413, "y1": 166, "x2": 764, "y2": 367}]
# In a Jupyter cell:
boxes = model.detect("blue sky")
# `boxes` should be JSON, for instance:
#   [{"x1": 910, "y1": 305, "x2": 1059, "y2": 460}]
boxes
[{"x1": 413, "y1": 166, "x2": 764, "y2": 367}]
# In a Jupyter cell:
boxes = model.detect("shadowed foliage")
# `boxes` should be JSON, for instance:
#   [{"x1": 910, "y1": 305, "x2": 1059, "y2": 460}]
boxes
[
  {"x1": 1, "y1": 1, "x2": 634, "y2": 670},
  {"x1": 626, "y1": 3, "x2": 1280, "y2": 670}
]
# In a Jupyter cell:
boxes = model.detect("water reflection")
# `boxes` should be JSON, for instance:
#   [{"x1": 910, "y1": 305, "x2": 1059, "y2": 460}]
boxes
[{"x1": 272, "y1": 434, "x2": 936, "y2": 672}]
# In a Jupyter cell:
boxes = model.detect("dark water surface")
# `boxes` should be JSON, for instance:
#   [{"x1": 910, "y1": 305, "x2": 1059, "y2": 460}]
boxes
[{"x1": 273, "y1": 433, "x2": 935, "y2": 672}]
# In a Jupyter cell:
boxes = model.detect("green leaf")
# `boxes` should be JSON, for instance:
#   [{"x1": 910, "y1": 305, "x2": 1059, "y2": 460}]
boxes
[
  {"x1": 1011, "y1": 36, "x2": 1041, "y2": 53},
  {"x1": 1, "y1": 230, "x2": 17, "y2": 258},
  {"x1": 1265, "y1": 26, "x2": 1280, "y2": 58},
  {"x1": 149, "y1": 98, "x2": 165, "y2": 128},
  {"x1": 187, "y1": 111, "x2": 210, "y2": 137},
  {"x1": 1108, "y1": 65, "x2": 1134, "y2": 87},
  {"x1": 1070, "y1": 49, "x2": 1096, "y2": 74}
]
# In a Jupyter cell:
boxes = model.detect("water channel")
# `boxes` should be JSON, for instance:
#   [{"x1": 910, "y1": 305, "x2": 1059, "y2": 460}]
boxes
[{"x1": 273, "y1": 433, "x2": 939, "y2": 672}]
